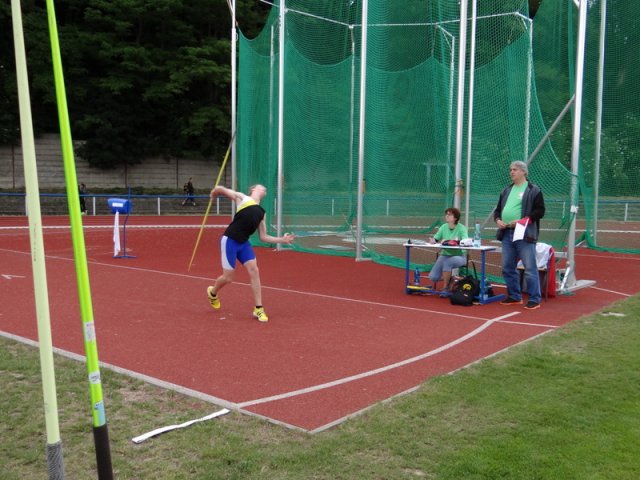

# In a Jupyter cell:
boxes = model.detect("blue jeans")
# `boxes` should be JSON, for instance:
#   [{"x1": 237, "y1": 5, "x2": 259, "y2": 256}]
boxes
[
  {"x1": 501, "y1": 229, "x2": 541, "y2": 303},
  {"x1": 428, "y1": 255, "x2": 467, "y2": 283}
]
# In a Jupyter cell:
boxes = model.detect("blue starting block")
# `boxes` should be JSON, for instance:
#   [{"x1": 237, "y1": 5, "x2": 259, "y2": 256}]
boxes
[{"x1": 108, "y1": 197, "x2": 135, "y2": 259}]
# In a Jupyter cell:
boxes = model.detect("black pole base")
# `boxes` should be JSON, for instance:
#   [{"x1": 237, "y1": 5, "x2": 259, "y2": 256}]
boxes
[{"x1": 93, "y1": 424, "x2": 113, "y2": 480}]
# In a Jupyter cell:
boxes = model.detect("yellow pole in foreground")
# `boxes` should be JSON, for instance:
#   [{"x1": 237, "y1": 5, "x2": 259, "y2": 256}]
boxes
[
  {"x1": 188, "y1": 135, "x2": 235, "y2": 271},
  {"x1": 11, "y1": 1, "x2": 65, "y2": 477},
  {"x1": 45, "y1": 0, "x2": 112, "y2": 477}
]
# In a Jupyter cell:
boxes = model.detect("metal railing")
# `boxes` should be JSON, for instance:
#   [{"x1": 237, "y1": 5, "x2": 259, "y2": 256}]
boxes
[
  {"x1": 1, "y1": 192, "x2": 639, "y2": 222},
  {"x1": 0, "y1": 192, "x2": 232, "y2": 216}
]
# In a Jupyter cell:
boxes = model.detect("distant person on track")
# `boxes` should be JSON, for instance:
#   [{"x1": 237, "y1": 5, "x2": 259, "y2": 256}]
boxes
[
  {"x1": 493, "y1": 160, "x2": 545, "y2": 310},
  {"x1": 79, "y1": 183, "x2": 87, "y2": 215},
  {"x1": 428, "y1": 207, "x2": 468, "y2": 294},
  {"x1": 206, "y1": 184, "x2": 295, "y2": 322},
  {"x1": 182, "y1": 177, "x2": 196, "y2": 206}
]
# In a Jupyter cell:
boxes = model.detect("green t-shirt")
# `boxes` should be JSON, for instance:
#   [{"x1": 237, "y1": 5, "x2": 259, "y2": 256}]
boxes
[
  {"x1": 501, "y1": 182, "x2": 528, "y2": 224},
  {"x1": 434, "y1": 223, "x2": 468, "y2": 256}
]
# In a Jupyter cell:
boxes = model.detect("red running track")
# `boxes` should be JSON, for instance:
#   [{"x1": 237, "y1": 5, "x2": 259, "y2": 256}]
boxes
[{"x1": 1, "y1": 216, "x2": 638, "y2": 432}]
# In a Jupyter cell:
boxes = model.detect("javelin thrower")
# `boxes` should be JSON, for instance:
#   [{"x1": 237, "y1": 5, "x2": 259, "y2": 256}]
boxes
[{"x1": 206, "y1": 184, "x2": 295, "y2": 322}]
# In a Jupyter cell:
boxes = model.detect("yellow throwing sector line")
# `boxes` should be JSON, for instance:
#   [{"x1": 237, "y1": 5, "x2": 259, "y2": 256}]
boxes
[{"x1": 188, "y1": 134, "x2": 235, "y2": 271}]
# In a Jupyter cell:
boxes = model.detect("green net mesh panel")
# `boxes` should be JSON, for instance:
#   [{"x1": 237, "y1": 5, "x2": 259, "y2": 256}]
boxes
[
  {"x1": 534, "y1": 0, "x2": 639, "y2": 254},
  {"x1": 237, "y1": 0, "x2": 639, "y2": 279},
  {"x1": 571, "y1": 1, "x2": 640, "y2": 253}
]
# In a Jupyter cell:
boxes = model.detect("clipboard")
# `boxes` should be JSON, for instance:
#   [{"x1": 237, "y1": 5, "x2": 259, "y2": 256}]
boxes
[{"x1": 513, "y1": 217, "x2": 529, "y2": 241}]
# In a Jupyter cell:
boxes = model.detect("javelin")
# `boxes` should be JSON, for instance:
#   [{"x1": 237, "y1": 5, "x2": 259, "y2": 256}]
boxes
[{"x1": 188, "y1": 132, "x2": 235, "y2": 271}]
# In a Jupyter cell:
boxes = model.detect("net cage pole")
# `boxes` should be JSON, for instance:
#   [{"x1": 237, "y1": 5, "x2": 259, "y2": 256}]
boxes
[
  {"x1": 463, "y1": 0, "x2": 478, "y2": 228},
  {"x1": 444, "y1": 27, "x2": 455, "y2": 200},
  {"x1": 349, "y1": 27, "x2": 356, "y2": 205},
  {"x1": 276, "y1": 0, "x2": 286, "y2": 247},
  {"x1": 269, "y1": 24, "x2": 275, "y2": 196},
  {"x1": 453, "y1": 0, "x2": 469, "y2": 210},
  {"x1": 466, "y1": 9, "x2": 533, "y2": 230},
  {"x1": 231, "y1": 0, "x2": 238, "y2": 193},
  {"x1": 524, "y1": 17, "x2": 533, "y2": 167},
  {"x1": 592, "y1": 0, "x2": 607, "y2": 244},
  {"x1": 527, "y1": 97, "x2": 574, "y2": 164},
  {"x1": 564, "y1": 0, "x2": 595, "y2": 292},
  {"x1": 355, "y1": 0, "x2": 369, "y2": 261}
]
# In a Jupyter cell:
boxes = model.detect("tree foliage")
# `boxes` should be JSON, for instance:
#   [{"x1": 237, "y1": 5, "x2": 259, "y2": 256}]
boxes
[
  {"x1": 1, "y1": 0, "x2": 269, "y2": 168},
  {"x1": 2, "y1": 0, "x2": 638, "y2": 194}
]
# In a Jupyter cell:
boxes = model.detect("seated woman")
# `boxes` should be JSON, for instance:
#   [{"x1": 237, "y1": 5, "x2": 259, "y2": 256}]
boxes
[{"x1": 428, "y1": 207, "x2": 468, "y2": 293}]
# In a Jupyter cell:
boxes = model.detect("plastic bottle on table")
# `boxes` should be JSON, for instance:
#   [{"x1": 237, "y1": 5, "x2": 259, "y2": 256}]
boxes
[
  {"x1": 414, "y1": 268, "x2": 421, "y2": 286},
  {"x1": 473, "y1": 223, "x2": 482, "y2": 247}
]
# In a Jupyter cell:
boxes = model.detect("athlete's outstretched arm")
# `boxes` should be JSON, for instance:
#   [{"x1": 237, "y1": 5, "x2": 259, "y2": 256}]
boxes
[
  {"x1": 257, "y1": 220, "x2": 295, "y2": 245},
  {"x1": 211, "y1": 185, "x2": 244, "y2": 202}
]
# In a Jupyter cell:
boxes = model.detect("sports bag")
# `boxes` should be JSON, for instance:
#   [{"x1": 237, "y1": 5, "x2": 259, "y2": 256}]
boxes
[
  {"x1": 449, "y1": 262, "x2": 483, "y2": 306},
  {"x1": 449, "y1": 276, "x2": 479, "y2": 306}
]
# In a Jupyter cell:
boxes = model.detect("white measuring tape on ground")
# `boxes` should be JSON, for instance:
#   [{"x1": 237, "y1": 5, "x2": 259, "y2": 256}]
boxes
[{"x1": 131, "y1": 408, "x2": 230, "y2": 444}]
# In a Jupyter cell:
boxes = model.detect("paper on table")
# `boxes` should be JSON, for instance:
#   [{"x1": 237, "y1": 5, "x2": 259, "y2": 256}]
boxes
[{"x1": 513, "y1": 217, "x2": 529, "y2": 241}]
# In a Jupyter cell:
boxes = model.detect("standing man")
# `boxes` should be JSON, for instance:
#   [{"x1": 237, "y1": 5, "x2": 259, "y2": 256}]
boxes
[
  {"x1": 206, "y1": 184, "x2": 295, "y2": 322},
  {"x1": 493, "y1": 161, "x2": 545, "y2": 310}
]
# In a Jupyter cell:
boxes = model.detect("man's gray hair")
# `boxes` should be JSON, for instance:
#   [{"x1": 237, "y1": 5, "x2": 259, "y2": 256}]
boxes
[{"x1": 510, "y1": 160, "x2": 528, "y2": 176}]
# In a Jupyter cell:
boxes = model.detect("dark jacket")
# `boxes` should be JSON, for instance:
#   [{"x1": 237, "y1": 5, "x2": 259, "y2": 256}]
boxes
[{"x1": 493, "y1": 181, "x2": 545, "y2": 243}]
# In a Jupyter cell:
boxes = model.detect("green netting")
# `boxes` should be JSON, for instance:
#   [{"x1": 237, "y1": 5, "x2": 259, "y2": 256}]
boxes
[
  {"x1": 237, "y1": 0, "x2": 639, "y2": 276},
  {"x1": 570, "y1": 1, "x2": 640, "y2": 253}
]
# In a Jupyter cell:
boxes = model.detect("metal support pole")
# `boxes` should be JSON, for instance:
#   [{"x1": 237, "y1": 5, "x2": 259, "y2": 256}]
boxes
[
  {"x1": 276, "y1": 0, "x2": 286, "y2": 248},
  {"x1": 355, "y1": 0, "x2": 369, "y2": 261},
  {"x1": 563, "y1": 0, "x2": 595, "y2": 293},
  {"x1": 593, "y1": 0, "x2": 607, "y2": 244},
  {"x1": 231, "y1": 0, "x2": 237, "y2": 193},
  {"x1": 463, "y1": 0, "x2": 477, "y2": 227},
  {"x1": 453, "y1": 0, "x2": 469, "y2": 210}
]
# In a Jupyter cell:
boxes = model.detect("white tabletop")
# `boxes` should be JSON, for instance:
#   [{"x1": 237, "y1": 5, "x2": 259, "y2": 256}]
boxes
[{"x1": 403, "y1": 241, "x2": 497, "y2": 252}]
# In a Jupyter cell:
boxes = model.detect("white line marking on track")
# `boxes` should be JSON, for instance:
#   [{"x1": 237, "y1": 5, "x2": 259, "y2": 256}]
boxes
[
  {"x1": 1, "y1": 274, "x2": 25, "y2": 280},
  {"x1": 576, "y1": 251, "x2": 640, "y2": 261},
  {"x1": 236, "y1": 311, "x2": 525, "y2": 408},
  {"x1": 1, "y1": 247, "x2": 562, "y2": 328},
  {"x1": 589, "y1": 285, "x2": 631, "y2": 297},
  {"x1": 497, "y1": 318, "x2": 559, "y2": 328},
  {"x1": 0, "y1": 245, "x2": 565, "y2": 427}
]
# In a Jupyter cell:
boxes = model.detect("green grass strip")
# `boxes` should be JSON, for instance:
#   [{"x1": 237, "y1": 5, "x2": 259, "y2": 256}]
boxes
[{"x1": 2, "y1": 294, "x2": 639, "y2": 479}]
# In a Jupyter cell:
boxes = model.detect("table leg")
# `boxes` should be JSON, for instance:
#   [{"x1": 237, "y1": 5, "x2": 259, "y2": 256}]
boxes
[
  {"x1": 478, "y1": 249, "x2": 504, "y2": 304},
  {"x1": 405, "y1": 246, "x2": 410, "y2": 292}
]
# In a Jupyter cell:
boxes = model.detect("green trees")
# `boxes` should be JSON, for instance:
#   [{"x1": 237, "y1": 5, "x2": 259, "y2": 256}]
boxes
[{"x1": 1, "y1": 0, "x2": 269, "y2": 168}]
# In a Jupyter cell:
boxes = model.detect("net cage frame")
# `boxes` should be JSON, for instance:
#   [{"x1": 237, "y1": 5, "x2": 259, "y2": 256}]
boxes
[{"x1": 230, "y1": 0, "x2": 627, "y2": 292}]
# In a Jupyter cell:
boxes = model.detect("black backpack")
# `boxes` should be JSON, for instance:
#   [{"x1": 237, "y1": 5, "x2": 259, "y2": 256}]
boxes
[
  {"x1": 449, "y1": 262, "x2": 483, "y2": 306},
  {"x1": 450, "y1": 276, "x2": 479, "y2": 306}
]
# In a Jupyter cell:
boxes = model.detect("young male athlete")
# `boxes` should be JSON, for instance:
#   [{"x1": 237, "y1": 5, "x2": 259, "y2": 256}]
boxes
[{"x1": 206, "y1": 184, "x2": 295, "y2": 322}]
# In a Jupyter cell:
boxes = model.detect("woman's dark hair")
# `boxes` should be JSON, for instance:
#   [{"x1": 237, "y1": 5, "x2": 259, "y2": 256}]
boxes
[{"x1": 445, "y1": 207, "x2": 461, "y2": 224}]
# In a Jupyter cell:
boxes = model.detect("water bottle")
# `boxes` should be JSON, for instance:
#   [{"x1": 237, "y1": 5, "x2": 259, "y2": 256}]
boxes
[
  {"x1": 473, "y1": 223, "x2": 482, "y2": 247},
  {"x1": 414, "y1": 268, "x2": 421, "y2": 286}
]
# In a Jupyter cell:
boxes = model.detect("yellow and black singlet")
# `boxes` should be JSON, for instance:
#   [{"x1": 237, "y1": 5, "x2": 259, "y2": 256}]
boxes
[{"x1": 223, "y1": 196, "x2": 266, "y2": 243}]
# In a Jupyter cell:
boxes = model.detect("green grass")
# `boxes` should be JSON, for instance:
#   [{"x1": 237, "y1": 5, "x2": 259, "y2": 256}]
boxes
[{"x1": 2, "y1": 295, "x2": 640, "y2": 479}]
